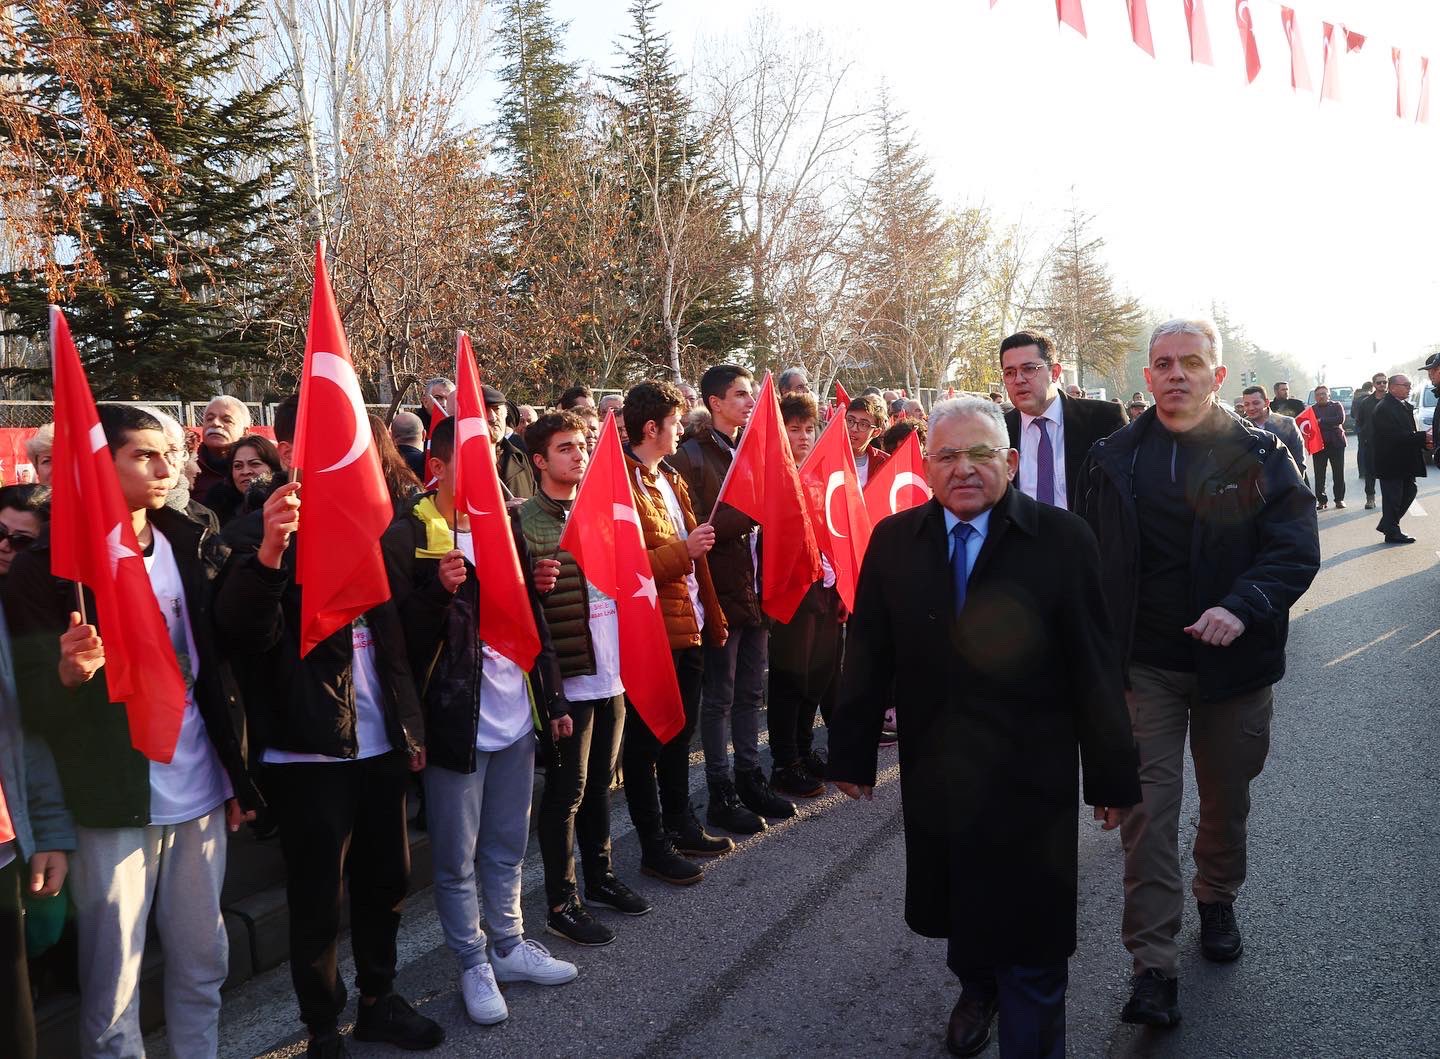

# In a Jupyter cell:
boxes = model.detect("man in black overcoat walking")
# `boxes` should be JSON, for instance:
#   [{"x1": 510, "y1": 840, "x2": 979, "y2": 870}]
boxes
[
  {"x1": 1371, "y1": 370, "x2": 1433, "y2": 543},
  {"x1": 828, "y1": 396, "x2": 1141, "y2": 1059}
]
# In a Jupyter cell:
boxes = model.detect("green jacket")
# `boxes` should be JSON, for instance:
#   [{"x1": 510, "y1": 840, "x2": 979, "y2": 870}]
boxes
[{"x1": 517, "y1": 491, "x2": 596, "y2": 679}]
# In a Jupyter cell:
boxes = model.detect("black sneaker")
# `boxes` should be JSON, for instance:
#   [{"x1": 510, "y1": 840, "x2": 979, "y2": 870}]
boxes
[
  {"x1": 585, "y1": 873, "x2": 653, "y2": 916},
  {"x1": 707, "y1": 778, "x2": 767, "y2": 834},
  {"x1": 771, "y1": 761, "x2": 824, "y2": 798},
  {"x1": 736, "y1": 766, "x2": 797, "y2": 819},
  {"x1": 546, "y1": 898, "x2": 616, "y2": 946},
  {"x1": 353, "y1": 993, "x2": 445, "y2": 1050},
  {"x1": 306, "y1": 1034, "x2": 350, "y2": 1058},
  {"x1": 1120, "y1": 969, "x2": 1181, "y2": 1027},
  {"x1": 1197, "y1": 900, "x2": 1243, "y2": 962},
  {"x1": 664, "y1": 805, "x2": 735, "y2": 857},
  {"x1": 639, "y1": 836, "x2": 704, "y2": 886},
  {"x1": 802, "y1": 748, "x2": 828, "y2": 780}
]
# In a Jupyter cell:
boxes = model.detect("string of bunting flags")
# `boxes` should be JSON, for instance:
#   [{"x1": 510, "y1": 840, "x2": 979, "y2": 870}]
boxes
[{"x1": 991, "y1": 0, "x2": 1432, "y2": 123}]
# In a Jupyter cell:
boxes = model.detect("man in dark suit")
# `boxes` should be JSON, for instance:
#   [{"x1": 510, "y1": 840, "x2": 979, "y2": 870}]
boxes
[
  {"x1": 999, "y1": 330, "x2": 1125, "y2": 510},
  {"x1": 829, "y1": 396, "x2": 1141, "y2": 1059},
  {"x1": 1371, "y1": 372, "x2": 1431, "y2": 544}
]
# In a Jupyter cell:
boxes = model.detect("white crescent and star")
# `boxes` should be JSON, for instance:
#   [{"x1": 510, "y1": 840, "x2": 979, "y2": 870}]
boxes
[
  {"x1": 823, "y1": 471, "x2": 847, "y2": 539},
  {"x1": 633, "y1": 571, "x2": 658, "y2": 607},
  {"x1": 107, "y1": 523, "x2": 139, "y2": 574},
  {"x1": 888, "y1": 471, "x2": 930, "y2": 514},
  {"x1": 455, "y1": 416, "x2": 491, "y2": 516},
  {"x1": 88, "y1": 423, "x2": 106, "y2": 454},
  {"x1": 613, "y1": 502, "x2": 643, "y2": 533},
  {"x1": 311, "y1": 351, "x2": 369, "y2": 474}
]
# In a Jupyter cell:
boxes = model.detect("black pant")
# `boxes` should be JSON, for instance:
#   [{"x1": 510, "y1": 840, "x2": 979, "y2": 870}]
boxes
[
  {"x1": 1358, "y1": 437, "x2": 1377, "y2": 498},
  {"x1": 1379, "y1": 477, "x2": 1418, "y2": 536},
  {"x1": 767, "y1": 582, "x2": 842, "y2": 767},
  {"x1": 538, "y1": 695, "x2": 622, "y2": 905},
  {"x1": 950, "y1": 943, "x2": 1068, "y2": 1059},
  {"x1": 1311, "y1": 446, "x2": 1345, "y2": 503},
  {"x1": 268, "y1": 750, "x2": 411, "y2": 1035},
  {"x1": 0, "y1": 859, "x2": 34, "y2": 1059},
  {"x1": 622, "y1": 647, "x2": 702, "y2": 843}
]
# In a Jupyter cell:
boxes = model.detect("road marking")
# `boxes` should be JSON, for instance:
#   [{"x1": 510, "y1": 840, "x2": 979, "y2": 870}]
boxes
[
  {"x1": 1324, "y1": 626, "x2": 1403, "y2": 667},
  {"x1": 1406, "y1": 627, "x2": 1440, "y2": 651}
]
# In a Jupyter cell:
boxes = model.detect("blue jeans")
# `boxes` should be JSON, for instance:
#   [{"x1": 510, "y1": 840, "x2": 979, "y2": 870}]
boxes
[
  {"x1": 424, "y1": 733, "x2": 535, "y2": 970},
  {"x1": 949, "y1": 943, "x2": 1068, "y2": 1059},
  {"x1": 700, "y1": 623, "x2": 768, "y2": 782}
]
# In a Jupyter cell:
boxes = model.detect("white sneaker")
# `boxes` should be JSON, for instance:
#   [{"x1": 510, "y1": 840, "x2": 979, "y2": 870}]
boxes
[
  {"x1": 490, "y1": 937, "x2": 579, "y2": 985},
  {"x1": 460, "y1": 963, "x2": 508, "y2": 1025}
]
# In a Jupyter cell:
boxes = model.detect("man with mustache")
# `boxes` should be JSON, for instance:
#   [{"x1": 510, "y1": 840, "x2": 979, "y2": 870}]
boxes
[{"x1": 194, "y1": 395, "x2": 251, "y2": 498}]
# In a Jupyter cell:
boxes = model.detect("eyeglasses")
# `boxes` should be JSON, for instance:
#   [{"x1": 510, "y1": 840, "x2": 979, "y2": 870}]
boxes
[
  {"x1": 929, "y1": 445, "x2": 1010, "y2": 468},
  {"x1": 1000, "y1": 362, "x2": 1048, "y2": 382},
  {"x1": 0, "y1": 525, "x2": 36, "y2": 551},
  {"x1": 844, "y1": 416, "x2": 877, "y2": 431}
]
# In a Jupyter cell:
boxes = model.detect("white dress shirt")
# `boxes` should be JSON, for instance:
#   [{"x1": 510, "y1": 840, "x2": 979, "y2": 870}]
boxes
[{"x1": 1017, "y1": 397, "x2": 1068, "y2": 510}]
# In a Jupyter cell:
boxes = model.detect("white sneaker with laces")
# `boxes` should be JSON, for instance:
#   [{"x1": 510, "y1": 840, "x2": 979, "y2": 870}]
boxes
[
  {"x1": 460, "y1": 963, "x2": 508, "y2": 1025},
  {"x1": 490, "y1": 937, "x2": 579, "y2": 985}
]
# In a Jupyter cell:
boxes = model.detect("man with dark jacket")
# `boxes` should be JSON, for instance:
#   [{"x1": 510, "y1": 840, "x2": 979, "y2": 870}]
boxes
[
  {"x1": 1307, "y1": 386, "x2": 1347, "y2": 510},
  {"x1": 484, "y1": 384, "x2": 534, "y2": 504},
  {"x1": 1075, "y1": 319, "x2": 1320, "y2": 1029},
  {"x1": 0, "y1": 605, "x2": 73, "y2": 1059},
  {"x1": 1370, "y1": 372, "x2": 1432, "y2": 544},
  {"x1": 671, "y1": 364, "x2": 794, "y2": 834},
  {"x1": 1353, "y1": 373, "x2": 1389, "y2": 509},
  {"x1": 1239, "y1": 386, "x2": 1306, "y2": 474},
  {"x1": 380, "y1": 416, "x2": 575, "y2": 1029},
  {"x1": 6, "y1": 404, "x2": 262, "y2": 1058},
  {"x1": 390, "y1": 411, "x2": 426, "y2": 481},
  {"x1": 1000, "y1": 329, "x2": 1126, "y2": 510},
  {"x1": 1268, "y1": 381, "x2": 1305, "y2": 418},
  {"x1": 830, "y1": 397, "x2": 1140, "y2": 1059},
  {"x1": 215, "y1": 409, "x2": 441, "y2": 1057},
  {"x1": 518, "y1": 411, "x2": 652, "y2": 948}
]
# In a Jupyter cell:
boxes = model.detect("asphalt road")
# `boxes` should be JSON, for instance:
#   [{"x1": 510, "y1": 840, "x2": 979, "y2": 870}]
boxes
[{"x1": 177, "y1": 463, "x2": 1440, "y2": 1059}]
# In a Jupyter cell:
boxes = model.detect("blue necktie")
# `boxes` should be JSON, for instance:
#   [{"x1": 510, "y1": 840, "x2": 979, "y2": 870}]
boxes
[
  {"x1": 1034, "y1": 418, "x2": 1056, "y2": 506},
  {"x1": 951, "y1": 521, "x2": 975, "y2": 616}
]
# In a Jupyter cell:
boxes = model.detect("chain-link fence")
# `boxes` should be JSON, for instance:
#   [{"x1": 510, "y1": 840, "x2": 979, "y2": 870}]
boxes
[
  {"x1": 186, "y1": 401, "x2": 269, "y2": 429},
  {"x1": 0, "y1": 399, "x2": 187, "y2": 428}
]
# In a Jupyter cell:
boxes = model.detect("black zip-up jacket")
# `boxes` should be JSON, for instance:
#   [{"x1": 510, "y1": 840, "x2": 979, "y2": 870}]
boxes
[
  {"x1": 1074, "y1": 405, "x2": 1320, "y2": 703},
  {"x1": 213, "y1": 528, "x2": 423, "y2": 761},
  {"x1": 670, "y1": 426, "x2": 761, "y2": 627},
  {"x1": 380, "y1": 496, "x2": 563, "y2": 773},
  {"x1": 3, "y1": 507, "x2": 261, "y2": 828}
]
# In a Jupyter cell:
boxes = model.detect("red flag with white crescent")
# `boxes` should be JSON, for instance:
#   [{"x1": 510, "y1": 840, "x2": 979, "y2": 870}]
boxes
[
  {"x1": 863, "y1": 429, "x2": 932, "y2": 526},
  {"x1": 291, "y1": 243, "x2": 393, "y2": 656},
  {"x1": 48, "y1": 307, "x2": 187, "y2": 761},
  {"x1": 560, "y1": 413, "x2": 683, "y2": 741},
  {"x1": 1236, "y1": 1, "x2": 1261, "y2": 84},
  {"x1": 1185, "y1": 0, "x2": 1214, "y2": 65},
  {"x1": 1294, "y1": 406, "x2": 1326, "y2": 455},
  {"x1": 798, "y1": 416, "x2": 872, "y2": 613},
  {"x1": 1281, "y1": 6, "x2": 1313, "y2": 93},
  {"x1": 452, "y1": 332, "x2": 541, "y2": 670}
]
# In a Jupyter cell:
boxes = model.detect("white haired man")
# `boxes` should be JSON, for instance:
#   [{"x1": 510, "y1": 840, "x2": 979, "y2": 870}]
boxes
[
  {"x1": 1075, "y1": 319, "x2": 1320, "y2": 1028},
  {"x1": 196, "y1": 396, "x2": 251, "y2": 497},
  {"x1": 830, "y1": 396, "x2": 1140, "y2": 1059}
]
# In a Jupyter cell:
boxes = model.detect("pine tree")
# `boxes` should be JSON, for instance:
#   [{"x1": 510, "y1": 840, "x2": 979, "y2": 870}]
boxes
[
  {"x1": 0, "y1": 0, "x2": 295, "y2": 398},
  {"x1": 493, "y1": 0, "x2": 580, "y2": 189}
]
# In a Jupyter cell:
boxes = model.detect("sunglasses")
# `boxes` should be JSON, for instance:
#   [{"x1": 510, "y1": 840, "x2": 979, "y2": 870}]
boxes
[{"x1": 0, "y1": 525, "x2": 36, "y2": 551}]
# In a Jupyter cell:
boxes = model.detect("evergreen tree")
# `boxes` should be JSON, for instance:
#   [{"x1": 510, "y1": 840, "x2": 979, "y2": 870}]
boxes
[
  {"x1": 0, "y1": 0, "x2": 294, "y2": 398},
  {"x1": 493, "y1": 0, "x2": 580, "y2": 188}
]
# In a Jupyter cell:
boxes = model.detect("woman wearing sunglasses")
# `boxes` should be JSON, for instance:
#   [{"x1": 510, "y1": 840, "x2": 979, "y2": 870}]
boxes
[{"x1": 0, "y1": 485, "x2": 44, "y2": 578}]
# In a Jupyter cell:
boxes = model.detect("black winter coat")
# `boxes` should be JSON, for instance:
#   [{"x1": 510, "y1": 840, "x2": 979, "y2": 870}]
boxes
[
  {"x1": 380, "y1": 498, "x2": 563, "y2": 773},
  {"x1": 670, "y1": 427, "x2": 760, "y2": 627},
  {"x1": 212, "y1": 532, "x2": 423, "y2": 760},
  {"x1": 4, "y1": 507, "x2": 261, "y2": 827},
  {"x1": 1075, "y1": 405, "x2": 1321, "y2": 703},
  {"x1": 827, "y1": 488, "x2": 1141, "y2": 967},
  {"x1": 1370, "y1": 394, "x2": 1429, "y2": 479}
]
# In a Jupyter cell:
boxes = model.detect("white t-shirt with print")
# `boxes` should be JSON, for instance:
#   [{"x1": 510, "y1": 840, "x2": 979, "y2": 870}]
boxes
[{"x1": 562, "y1": 582, "x2": 623, "y2": 702}]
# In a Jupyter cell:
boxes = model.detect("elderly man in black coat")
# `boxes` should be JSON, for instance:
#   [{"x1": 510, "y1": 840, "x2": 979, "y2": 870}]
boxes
[
  {"x1": 1371, "y1": 371, "x2": 1432, "y2": 543},
  {"x1": 828, "y1": 396, "x2": 1141, "y2": 1059}
]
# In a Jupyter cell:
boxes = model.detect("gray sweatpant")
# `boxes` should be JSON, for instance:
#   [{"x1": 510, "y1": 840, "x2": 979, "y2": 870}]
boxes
[
  {"x1": 423, "y1": 733, "x2": 534, "y2": 971},
  {"x1": 69, "y1": 808, "x2": 229, "y2": 1058}
]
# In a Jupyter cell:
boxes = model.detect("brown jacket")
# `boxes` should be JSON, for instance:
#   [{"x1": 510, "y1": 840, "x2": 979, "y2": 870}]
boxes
[
  {"x1": 625, "y1": 452, "x2": 728, "y2": 651},
  {"x1": 670, "y1": 426, "x2": 761, "y2": 627}
]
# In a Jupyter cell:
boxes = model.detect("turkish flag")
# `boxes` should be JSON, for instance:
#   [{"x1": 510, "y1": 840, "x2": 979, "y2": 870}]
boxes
[
  {"x1": 1281, "y1": 7, "x2": 1313, "y2": 93},
  {"x1": 453, "y1": 332, "x2": 541, "y2": 670},
  {"x1": 833, "y1": 380, "x2": 851, "y2": 409},
  {"x1": 1321, "y1": 23, "x2": 1364, "y2": 102},
  {"x1": 560, "y1": 413, "x2": 683, "y2": 741},
  {"x1": 1185, "y1": 0, "x2": 1214, "y2": 66},
  {"x1": 1419, "y1": 57, "x2": 1432, "y2": 124},
  {"x1": 1294, "y1": 406, "x2": 1327, "y2": 455},
  {"x1": 1127, "y1": 0, "x2": 1155, "y2": 57},
  {"x1": 711, "y1": 373, "x2": 822, "y2": 624},
  {"x1": 1236, "y1": 1, "x2": 1261, "y2": 83},
  {"x1": 1394, "y1": 48, "x2": 1409, "y2": 119},
  {"x1": 1056, "y1": 0, "x2": 1085, "y2": 37},
  {"x1": 48, "y1": 307, "x2": 187, "y2": 762},
  {"x1": 798, "y1": 417, "x2": 872, "y2": 613},
  {"x1": 291, "y1": 244, "x2": 393, "y2": 656},
  {"x1": 863, "y1": 429, "x2": 932, "y2": 526}
]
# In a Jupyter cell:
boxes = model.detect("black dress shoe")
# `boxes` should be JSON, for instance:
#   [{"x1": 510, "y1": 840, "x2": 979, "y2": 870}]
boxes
[
  {"x1": 306, "y1": 1034, "x2": 350, "y2": 1058},
  {"x1": 353, "y1": 993, "x2": 445, "y2": 1050},
  {"x1": 1384, "y1": 534, "x2": 1417, "y2": 544},
  {"x1": 946, "y1": 991, "x2": 997, "y2": 1057},
  {"x1": 1121, "y1": 969, "x2": 1181, "y2": 1027},
  {"x1": 1198, "y1": 900, "x2": 1243, "y2": 961}
]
